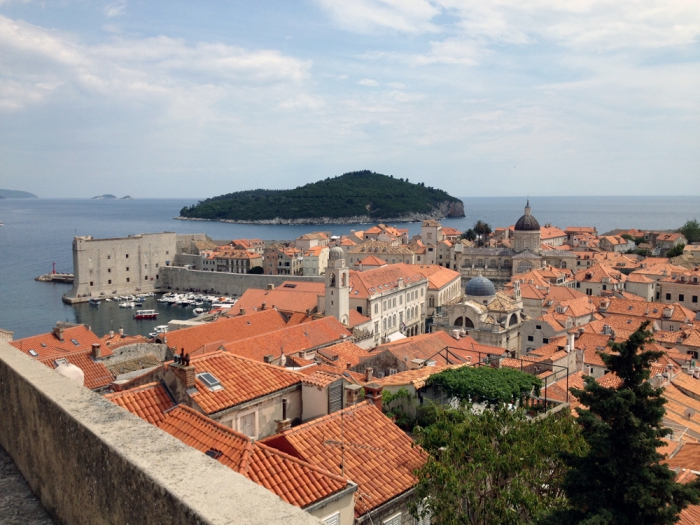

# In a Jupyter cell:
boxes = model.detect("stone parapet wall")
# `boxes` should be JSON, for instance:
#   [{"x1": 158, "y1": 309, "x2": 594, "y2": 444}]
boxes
[
  {"x1": 0, "y1": 341, "x2": 319, "y2": 525},
  {"x1": 161, "y1": 266, "x2": 323, "y2": 297}
]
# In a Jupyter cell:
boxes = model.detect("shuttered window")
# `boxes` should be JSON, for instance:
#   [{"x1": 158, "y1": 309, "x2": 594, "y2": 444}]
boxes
[
  {"x1": 322, "y1": 512, "x2": 340, "y2": 525},
  {"x1": 329, "y1": 381, "x2": 343, "y2": 413},
  {"x1": 383, "y1": 513, "x2": 402, "y2": 525}
]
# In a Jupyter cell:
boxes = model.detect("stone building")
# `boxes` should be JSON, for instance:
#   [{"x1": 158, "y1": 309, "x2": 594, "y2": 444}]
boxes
[
  {"x1": 436, "y1": 275, "x2": 525, "y2": 354},
  {"x1": 456, "y1": 202, "x2": 576, "y2": 284}
]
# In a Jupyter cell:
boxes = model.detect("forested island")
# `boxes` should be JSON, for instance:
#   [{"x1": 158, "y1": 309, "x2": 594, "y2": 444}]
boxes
[
  {"x1": 0, "y1": 189, "x2": 38, "y2": 199},
  {"x1": 178, "y1": 170, "x2": 465, "y2": 224}
]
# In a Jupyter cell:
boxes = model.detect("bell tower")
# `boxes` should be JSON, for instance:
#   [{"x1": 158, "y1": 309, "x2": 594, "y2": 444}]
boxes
[{"x1": 326, "y1": 247, "x2": 349, "y2": 325}]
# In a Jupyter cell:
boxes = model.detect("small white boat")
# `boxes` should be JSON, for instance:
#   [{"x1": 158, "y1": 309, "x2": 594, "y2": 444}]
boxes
[
  {"x1": 193, "y1": 308, "x2": 205, "y2": 315},
  {"x1": 119, "y1": 301, "x2": 135, "y2": 308}
]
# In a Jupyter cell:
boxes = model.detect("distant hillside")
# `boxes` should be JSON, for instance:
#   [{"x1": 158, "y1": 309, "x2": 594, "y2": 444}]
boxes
[
  {"x1": 179, "y1": 171, "x2": 465, "y2": 224},
  {"x1": 91, "y1": 194, "x2": 117, "y2": 200},
  {"x1": 0, "y1": 189, "x2": 38, "y2": 199}
]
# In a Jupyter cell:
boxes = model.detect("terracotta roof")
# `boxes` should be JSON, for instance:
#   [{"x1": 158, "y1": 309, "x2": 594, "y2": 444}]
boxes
[
  {"x1": 411, "y1": 264, "x2": 461, "y2": 290},
  {"x1": 673, "y1": 373, "x2": 700, "y2": 399},
  {"x1": 316, "y1": 341, "x2": 371, "y2": 369},
  {"x1": 301, "y1": 370, "x2": 344, "y2": 388},
  {"x1": 220, "y1": 317, "x2": 351, "y2": 363},
  {"x1": 357, "y1": 255, "x2": 387, "y2": 267},
  {"x1": 99, "y1": 333, "x2": 148, "y2": 349},
  {"x1": 279, "y1": 281, "x2": 326, "y2": 293},
  {"x1": 373, "y1": 331, "x2": 501, "y2": 366},
  {"x1": 262, "y1": 401, "x2": 426, "y2": 517},
  {"x1": 11, "y1": 325, "x2": 112, "y2": 359},
  {"x1": 104, "y1": 382, "x2": 175, "y2": 424},
  {"x1": 224, "y1": 289, "x2": 320, "y2": 316},
  {"x1": 161, "y1": 309, "x2": 288, "y2": 353},
  {"x1": 171, "y1": 351, "x2": 304, "y2": 415},
  {"x1": 664, "y1": 442, "x2": 700, "y2": 471},
  {"x1": 347, "y1": 309, "x2": 371, "y2": 328},
  {"x1": 158, "y1": 405, "x2": 348, "y2": 508},
  {"x1": 349, "y1": 263, "x2": 428, "y2": 299},
  {"x1": 574, "y1": 263, "x2": 626, "y2": 284},
  {"x1": 374, "y1": 363, "x2": 467, "y2": 389},
  {"x1": 296, "y1": 364, "x2": 366, "y2": 384},
  {"x1": 39, "y1": 350, "x2": 115, "y2": 389},
  {"x1": 590, "y1": 297, "x2": 695, "y2": 323},
  {"x1": 540, "y1": 226, "x2": 567, "y2": 240}
]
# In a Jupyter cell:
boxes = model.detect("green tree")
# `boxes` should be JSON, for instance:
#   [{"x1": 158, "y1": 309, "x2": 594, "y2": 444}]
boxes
[
  {"x1": 247, "y1": 266, "x2": 264, "y2": 274},
  {"x1": 679, "y1": 219, "x2": 700, "y2": 244},
  {"x1": 426, "y1": 366, "x2": 542, "y2": 407},
  {"x1": 462, "y1": 229, "x2": 477, "y2": 242},
  {"x1": 473, "y1": 221, "x2": 492, "y2": 247},
  {"x1": 540, "y1": 322, "x2": 700, "y2": 525},
  {"x1": 667, "y1": 243, "x2": 686, "y2": 258},
  {"x1": 411, "y1": 405, "x2": 585, "y2": 525}
]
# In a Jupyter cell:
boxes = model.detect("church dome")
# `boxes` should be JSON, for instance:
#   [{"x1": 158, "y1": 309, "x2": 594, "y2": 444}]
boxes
[
  {"x1": 465, "y1": 275, "x2": 495, "y2": 297},
  {"x1": 329, "y1": 247, "x2": 345, "y2": 260},
  {"x1": 514, "y1": 200, "x2": 540, "y2": 231}
]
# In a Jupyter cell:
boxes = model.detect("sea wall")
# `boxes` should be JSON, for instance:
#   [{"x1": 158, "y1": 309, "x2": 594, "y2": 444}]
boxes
[
  {"x1": 160, "y1": 266, "x2": 324, "y2": 296},
  {"x1": 0, "y1": 340, "x2": 319, "y2": 525}
]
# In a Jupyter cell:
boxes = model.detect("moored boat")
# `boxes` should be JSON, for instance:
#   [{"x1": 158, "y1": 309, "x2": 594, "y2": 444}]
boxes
[{"x1": 133, "y1": 309, "x2": 158, "y2": 320}]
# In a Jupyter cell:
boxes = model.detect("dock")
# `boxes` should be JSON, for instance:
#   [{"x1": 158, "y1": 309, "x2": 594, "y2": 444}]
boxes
[{"x1": 35, "y1": 273, "x2": 74, "y2": 284}]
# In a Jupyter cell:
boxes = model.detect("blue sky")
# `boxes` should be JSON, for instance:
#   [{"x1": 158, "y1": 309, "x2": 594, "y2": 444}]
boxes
[{"x1": 0, "y1": 1, "x2": 698, "y2": 198}]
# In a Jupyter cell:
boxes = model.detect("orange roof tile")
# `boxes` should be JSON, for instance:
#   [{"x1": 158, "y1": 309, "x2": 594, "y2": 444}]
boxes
[
  {"x1": 172, "y1": 351, "x2": 304, "y2": 415},
  {"x1": 349, "y1": 263, "x2": 428, "y2": 299},
  {"x1": 220, "y1": 317, "x2": 351, "y2": 363},
  {"x1": 161, "y1": 309, "x2": 288, "y2": 354},
  {"x1": 347, "y1": 309, "x2": 371, "y2": 328},
  {"x1": 158, "y1": 406, "x2": 348, "y2": 508},
  {"x1": 262, "y1": 401, "x2": 426, "y2": 517},
  {"x1": 224, "y1": 289, "x2": 320, "y2": 316},
  {"x1": 39, "y1": 350, "x2": 115, "y2": 389},
  {"x1": 357, "y1": 255, "x2": 387, "y2": 267},
  {"x1": 411, "y1": 264, "x2": 461, "y2": 290},
  {"x1": 317, "y1": 341, "x2": 371, "y2": 369},
  {"x1": 374, "y1": 331, "x2": 501, "y2": 366},
  {"x1": 11, "y1": 325, "x2": 112, "y2": 359},
  {"x1": 104, "y1": 382, "x2": 175, "y2": 424}
]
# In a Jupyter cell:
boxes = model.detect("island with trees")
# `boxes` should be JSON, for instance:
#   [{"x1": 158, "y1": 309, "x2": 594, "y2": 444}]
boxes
[{"x1": 178, "y1": 170, "x2": 465, "y2": 224}]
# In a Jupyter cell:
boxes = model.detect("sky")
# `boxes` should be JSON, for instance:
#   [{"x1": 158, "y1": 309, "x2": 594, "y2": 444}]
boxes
[{"x1": 0, "y1": 1, "x2": 698, "y2": 199}]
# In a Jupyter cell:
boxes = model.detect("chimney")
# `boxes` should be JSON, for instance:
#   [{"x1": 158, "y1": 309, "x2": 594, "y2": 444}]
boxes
[
  {"x1": 171, "y1": 359, "x2": 196, "y2": 389},
  {"x1": 91, "y1": 343, "x2": 102, "y2": 359},
  {"x1": 267, "y1": 284, "x2": 275, "y2": 290},
  {"x1": 452, "y1": 329, "x2": 460, "y2": 340},
  {"x1": 345, "y1": 384, "x2": 361, "y2": 406},
  {"x1": 53, "y1": 326, "x2": 64, "y2": 341},
  {"x1": 364, "y1": 383, "x2": 383, "y2": 411},
  {"x1": 261, "y1": 302, "x2": 266, "y2": 310},
  {"x1": 275, "y1": 398, "x2": 292, "y2": 433},
  {"x1": 109, "y1": 330, "x2": 114, "y2": 339},
  {"x1": 119, "y1": 327, "x2": 124, "y2": 336},
  {"x1": 239, "y1": 307, "x2": 246, "y2": 315},
  {"x1": 365, "y1": 367, "x2": 373, "y2": 382},
  {"x1": 567, "y1": 332, "x2": 575, "y2": 351}
]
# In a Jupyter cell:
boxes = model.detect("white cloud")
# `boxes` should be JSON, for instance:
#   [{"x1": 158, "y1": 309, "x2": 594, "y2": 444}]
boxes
[
  {"x1": 0, "y1": 15, "x2": 312, "y2": 111},
  {"x1": 104, "y1": 1, "x2": 127, "y2": 18},
  {"x1": 358, "y1": 78, "x2": 379, "y2": 86},
  {"x1": 314, "y1": 0, "x2": 440, "y2": 34}
]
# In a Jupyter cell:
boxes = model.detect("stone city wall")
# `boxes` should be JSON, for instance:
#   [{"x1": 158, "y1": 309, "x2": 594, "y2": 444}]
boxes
[
  {"x1": 0, "y1": 341, "x2": 319, "y2": 525},
  {"x1": 160, "y1": 266, "x2": 324, "y2": 296}
]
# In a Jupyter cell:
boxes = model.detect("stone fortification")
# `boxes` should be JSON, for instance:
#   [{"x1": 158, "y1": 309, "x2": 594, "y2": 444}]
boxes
[
  {"x1": 160, "y1": 266, "x2": 323, "y2": 297},
  {"x1": 0, "y1": 341, "x2": 318, "y2": 525}
]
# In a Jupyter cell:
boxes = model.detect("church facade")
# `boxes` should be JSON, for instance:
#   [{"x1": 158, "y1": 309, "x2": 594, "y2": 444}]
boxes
[{"x1": 456, "y1": 202, "x2": 576, "y2": 283}]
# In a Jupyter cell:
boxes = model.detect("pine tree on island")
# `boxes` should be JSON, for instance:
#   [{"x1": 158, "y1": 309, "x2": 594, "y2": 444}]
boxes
[{"x1": 540, "y1": 321, "x2": 700, "y2": 525}]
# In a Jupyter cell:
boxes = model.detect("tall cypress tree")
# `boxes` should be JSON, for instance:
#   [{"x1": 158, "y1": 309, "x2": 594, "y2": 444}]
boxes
[{"x1": 541, "y1": 321, "x2": 700, "y2": 524}]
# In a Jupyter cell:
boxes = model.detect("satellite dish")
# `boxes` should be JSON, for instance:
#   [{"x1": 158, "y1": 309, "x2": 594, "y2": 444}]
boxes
[{"x1": 684, "y1": 408, "x2": 695, "y2": 419}]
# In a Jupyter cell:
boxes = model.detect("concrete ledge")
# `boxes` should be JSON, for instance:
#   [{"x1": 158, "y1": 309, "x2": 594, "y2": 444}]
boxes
[{"x1": 0, "y1": 341, "x2": 319, "y2": 525}]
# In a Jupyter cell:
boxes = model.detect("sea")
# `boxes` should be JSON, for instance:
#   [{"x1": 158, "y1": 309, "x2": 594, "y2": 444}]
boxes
[{"x1": 1, "y1": 196, "x2": 698, "y2": 340}]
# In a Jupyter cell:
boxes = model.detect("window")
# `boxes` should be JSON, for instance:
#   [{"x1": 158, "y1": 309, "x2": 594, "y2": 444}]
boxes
[
  {"x1": 239, "y1": 412, "x2": 256, "y2": 438},
  {"x1": 576, "y1": 282, "x2": 581, "y2": 288},
  {"x1": 125, "y1": 254, "x2": 129, "y2": 258},
  {"x1": 322, "y1": 512, "x2": 340, "y2": 525},
  {"x1": 535, "y1": 324, "x2": 542, "y2": 330},
  {"x1": 693, "y1": 296, "x2": 698, "y2": 304},
  {"x1": 108, "y1": 280, "x2": 111, "y2": 284},
  {"x1": 374, "y1": 303, "x2": 378, "y2": 314},
  {"x1": 543, "y1": 338, "x2": 549, "y2": 344},
  {"x1": 527, "y1": 335, "x2": 534, "y2": 341},
  {"x1": 679, "y1": 294, "x2": 685, "y2": 302},
  {"x1": 126, "y1": 267, "x2": 129, "y2": 271},
  {"x1": 399, "y1": 296, "x2": 403, "y2": 305},
  {"x1": 393, "y1": 298, "x2": 396, "y2": 308},
  {"x1": 107, "y1": 268, "x2": 111, "y2": 273},
  {"x1": 144, "y1": 276, "x2": 148, "y2": 281},
  {"x1": 126, "y1": 278, "x2": 130, "y2": 283},
  {"x1": 602, "y1": 284, "x2": 607, "y2": 290},
  {"x1": 89, "y1": 281, "x2": 93, "y2": 286},
  {"x1": 666, "y1": 293, "x2": 671, "y2": 300},
  {"x1": 383, "y1": 513, "x2": 402, "y2": 525},
  {"x1": 166, "y1": 251, "x2": 169, "y2": 255},
  {"x1": 144, "y1": 264, "x2": 148, "y2": 269},
  {"x1": 155, "y1": 263, "x2": 159, "y2": 268},
  {"x1": 107, "y1": 255, "x2": 111, "y2": 260},
  {"x1": 155, "y1": 274, "x2": 159, "y2": 280}
]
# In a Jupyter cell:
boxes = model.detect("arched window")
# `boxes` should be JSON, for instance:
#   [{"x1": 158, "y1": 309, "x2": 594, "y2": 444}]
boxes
[
  {"x1": 477, "y1": 259, "x2": 484, "y2": 267},
  {"x1": 490, "y1": 259, "x2": 497, "y2": 267},
  {"x1": 341, "y1": 273, "x2": 346, "y2": 286},
  {"x1": 561, "y1": 262, "x2": 567, "y2": 269},
  {"x1": 393, "y1": 314, "x2": 397, "y2": 327},
  {"x1": 383, "y1": 318, "x2": 387, "y2": 331},
  {"x1": 429, "y1": 297, "x2": 434, "y2": 307},
  {"x1": 463, "y1": 259, "x2": 471, "y2": 267},
  {"x1": 508, "y1": 314, "x2": 518, "y2": 326},
  {"x1": 329, "y1": 274, "x2": 336, "y2": 287}
]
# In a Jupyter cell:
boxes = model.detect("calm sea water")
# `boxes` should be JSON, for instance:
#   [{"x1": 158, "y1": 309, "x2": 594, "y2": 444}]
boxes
[{"x1": 0, "y1": 196, "x2": 698, "y2": 339}]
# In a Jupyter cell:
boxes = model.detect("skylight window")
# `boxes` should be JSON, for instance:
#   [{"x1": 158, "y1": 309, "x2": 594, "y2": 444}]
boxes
[
  {"x1": 40, "y1": 343, "x2": 47, "y2": 347},
  {"x1": 28, "y1": 350, "x2": 39, "y2": 357},
  {"x1": 197, "y1": 372, "x2": 223, "y2": 391},
  {"x1": 71, "y1": 339, "x2": 80, "y2": 346},
  {"x1": 205, "y1": 448, "x2": 223, "y2": 459},
  {"x1": 54, "y1": 358, "x2": 69, "y2": 367}
]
